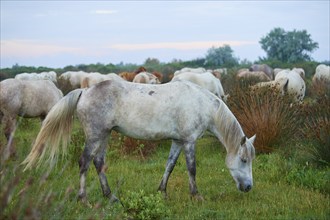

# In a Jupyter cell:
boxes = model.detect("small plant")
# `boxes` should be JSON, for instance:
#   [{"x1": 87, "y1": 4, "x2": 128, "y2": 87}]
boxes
[
  {"x1": 120, "y1": 136, "x2": 159, "y2": 159},
  {"x1": 122, "y1": 190, "x2": 169, "y2": 220}
]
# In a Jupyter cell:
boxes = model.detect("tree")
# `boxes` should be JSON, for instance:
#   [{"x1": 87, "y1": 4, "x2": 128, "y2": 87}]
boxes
[
  {"x1": 144, "y1": 58, "x2": 160, "y2": 66},
  {"x1": 204, "y1": 45, "x2": 239, "y2": 67},
  {"x1": 259, "y1": 27, "x2": 319, "y2": 63}
]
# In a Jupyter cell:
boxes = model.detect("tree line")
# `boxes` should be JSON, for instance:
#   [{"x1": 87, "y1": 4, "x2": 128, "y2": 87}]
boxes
[{"x1": 1, "y1": 27, "x2": 328, "y2": 81}]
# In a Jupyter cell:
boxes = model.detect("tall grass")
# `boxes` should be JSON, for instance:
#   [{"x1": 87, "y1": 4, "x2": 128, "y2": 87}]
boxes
[
  {"x1": 227, "y1": 80, "x2": 302, "y2": 153},
  {"x1": 298, "y1": 88, "x2": 330, "y2": 167}
]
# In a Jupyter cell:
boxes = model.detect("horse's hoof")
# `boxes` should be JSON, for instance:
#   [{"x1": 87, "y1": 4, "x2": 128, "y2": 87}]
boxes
[
  {"x1": 158, "y1": 190, "x2": 168, "y2": 200},
  {"x1": 77, "y1": 196, "x2": 93, "y2": 207},
  {"x1": 109, "y1": 194, "x2": 120, "y2": 205}
]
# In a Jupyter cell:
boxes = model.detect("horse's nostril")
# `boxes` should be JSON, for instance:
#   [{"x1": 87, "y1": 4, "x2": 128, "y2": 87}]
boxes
[{"x1": 245, "y1": 184, "x2": 252, "y2": 192}]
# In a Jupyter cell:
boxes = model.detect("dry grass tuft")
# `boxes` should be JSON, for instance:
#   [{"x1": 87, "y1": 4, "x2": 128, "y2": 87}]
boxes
[{"x1": 227, "y1": 83, "x2": 302, "y2": 153}]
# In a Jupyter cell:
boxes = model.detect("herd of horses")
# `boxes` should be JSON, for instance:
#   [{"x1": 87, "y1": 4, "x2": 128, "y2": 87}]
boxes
[{"x1": 0, "y1": 63, "x2": 329, "y2": 203}]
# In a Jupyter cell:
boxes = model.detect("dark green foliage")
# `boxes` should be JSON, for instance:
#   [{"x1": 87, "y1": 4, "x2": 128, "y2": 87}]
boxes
[
  {"x1": 205, "y1": 45, "x2": 239, "y2": 67},
  {"x1": 122, "y1": 190, "x2": 169, "y2": 220},
  {"x1": 260, "y1": 27, "x2": 319, "y2": 63}
]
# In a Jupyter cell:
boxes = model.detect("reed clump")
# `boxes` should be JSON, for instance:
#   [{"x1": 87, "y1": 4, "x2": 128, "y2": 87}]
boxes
[{"x1": 227, "y1": 83, "x2": 302, "y2": 153}]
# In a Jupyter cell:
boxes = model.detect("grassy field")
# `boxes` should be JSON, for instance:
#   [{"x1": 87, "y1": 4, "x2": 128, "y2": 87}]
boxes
[{"x1": 1, "y1": 118, "x2": 329, "y2": 219}]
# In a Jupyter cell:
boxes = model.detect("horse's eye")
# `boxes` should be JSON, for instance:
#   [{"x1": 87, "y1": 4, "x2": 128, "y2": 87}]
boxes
[{"x1": 241, "y1": 158, "x2": 247, "y2": 163}]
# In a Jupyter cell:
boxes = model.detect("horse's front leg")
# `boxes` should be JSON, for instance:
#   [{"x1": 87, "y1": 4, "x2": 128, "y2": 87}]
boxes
[
  {"x1": 158, "y1": 140, "x2": 182, "y2": 196},
  {"x1": 183, "y1": 142, "x2": 204, "y2": 201},
  {"x1": 93, "y1": 141, "x2": 118, "y2": 203}
]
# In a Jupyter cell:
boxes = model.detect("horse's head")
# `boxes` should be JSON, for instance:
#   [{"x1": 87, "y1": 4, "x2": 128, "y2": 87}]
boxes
[{"x1": 226, "y1": 135, "x2": 256, "y2": 192}]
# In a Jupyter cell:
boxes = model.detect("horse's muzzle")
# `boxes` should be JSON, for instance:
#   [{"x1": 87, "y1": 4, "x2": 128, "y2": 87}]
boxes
[{"x1": 239, "y1": 183, "x2": 252, "y2": 192}]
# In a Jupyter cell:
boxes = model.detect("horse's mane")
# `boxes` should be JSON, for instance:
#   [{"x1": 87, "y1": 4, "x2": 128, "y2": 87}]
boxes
[{"x1": 215, "y1": 101, "x2": 244, "y2": 153}]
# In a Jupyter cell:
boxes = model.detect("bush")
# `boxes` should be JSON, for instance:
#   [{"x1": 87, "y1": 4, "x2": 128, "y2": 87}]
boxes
[
  {"x1": 309, "y1": 78, "x2": 330, "y2": 99},
  {"x1": 299, "y1": 96, "x2": 330, "y2": 167},
  {"x1": 122, "y1": 190, "x2": 169, "y2": 220},
  {"x1": 227, "y1": 83, "x2": 302, "y2": 153}
]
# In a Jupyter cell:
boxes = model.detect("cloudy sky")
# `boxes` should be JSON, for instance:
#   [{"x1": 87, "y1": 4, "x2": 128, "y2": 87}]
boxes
[{"x1": 1, "y1": 1, "x2": 329, "y2": 68}]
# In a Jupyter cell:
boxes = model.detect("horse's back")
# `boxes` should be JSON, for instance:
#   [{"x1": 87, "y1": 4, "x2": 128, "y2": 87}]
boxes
[{"x1": 77, "y1": 80, "x2": 220, "y2": 140}]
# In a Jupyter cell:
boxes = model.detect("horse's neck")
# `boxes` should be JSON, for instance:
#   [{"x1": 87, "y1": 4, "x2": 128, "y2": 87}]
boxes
[{"x1": 213, "y1": 102, "x2": 244, "y2": 154}]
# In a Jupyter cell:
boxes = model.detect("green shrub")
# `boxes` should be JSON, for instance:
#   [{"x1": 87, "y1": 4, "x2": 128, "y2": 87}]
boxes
[{"x1": 122, "y1": 190, "x2": 169, "y2": 220}]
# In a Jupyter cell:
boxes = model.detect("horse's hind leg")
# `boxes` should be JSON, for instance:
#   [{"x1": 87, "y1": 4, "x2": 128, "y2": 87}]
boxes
[
  {"x1": 78, "y1": 136, "x2": 107, "y2": 202},
  {"x1": 1, "y1": 115, "x2": 17, "y2": 161},
  {"x1": 158, "y1": 140, "x2": 182, "y2": 195},
  {"x1": 93, "y1": 140, "x2": 118, "y2": 203}
]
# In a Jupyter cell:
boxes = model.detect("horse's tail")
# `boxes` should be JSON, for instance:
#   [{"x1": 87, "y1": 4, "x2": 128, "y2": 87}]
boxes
[{"x1": 22, "y1": 89, "x2": 84, "y2": 170}]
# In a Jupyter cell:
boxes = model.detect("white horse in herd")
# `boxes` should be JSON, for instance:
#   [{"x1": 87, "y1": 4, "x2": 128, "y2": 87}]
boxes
[
  {"x1": 171, "y1": 71, "x2": 228, "y2": 101},
  {"x1": 15, "y1": 71, "x2": 58, "y2": 84},
  {"x1": 174, "y1": 67, "x2": 225, "y2": 80},
  {"x1": 249, "y1": 64, "x2": 274, "y2": 80},
  {"x1": 253, "y1": 69, "x2": 306, "y2": 102},
  {"x1": 174, "y1": 67, "x2": 206, "y2": 76},
  {"x1": 23, "y1": 79, "x2": 256, "y2": 203},
  {"x1": 237, "y1": 69, "x2": 272, "y2": 81},
  {"x1": 81, "y1": 72, "x2": 124, "y2": 88},
  {"x1": 0, "y1": 79, "x2": 63, "y2": 159},
  {"x1": 313, "y1": 64, "x2": 330, "y2": 82},
  {"x1": 58, "y1": 71, "x2": 89, "y2": 90},
  {"x1": 133, "y1": 72, "x2": 161, "y2": 84}
]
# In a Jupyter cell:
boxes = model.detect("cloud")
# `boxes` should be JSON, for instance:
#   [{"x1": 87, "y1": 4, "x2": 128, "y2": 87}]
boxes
[
  {"x1": 110, "y1": 41, "x2": 257, "y2": 51},
  {"x1": 0, "y1": 40, "x2": 85, "y2": 58},
  {"x1": 91, "y1": 10, "x2": 117, "y2": 15}
]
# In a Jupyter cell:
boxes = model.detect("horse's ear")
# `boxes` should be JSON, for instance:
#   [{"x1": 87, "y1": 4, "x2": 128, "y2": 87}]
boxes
[
  {"x1": 240, "y1": 136, "x2": 246, "y2": 145},
  {"x1": 249, "y1": 135, "x2": 256, "y2": 144}
]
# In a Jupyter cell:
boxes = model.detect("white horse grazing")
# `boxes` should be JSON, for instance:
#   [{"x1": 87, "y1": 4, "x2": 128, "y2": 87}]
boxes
[
  {"x1": 273, "y1": 68, "x2": 290, "y2": 78},
  {"x1": 23, "y1": 80, "x2": 256, "y2": 203},
  {"x1": 15, "y1": 71, "x2": 58, "y2": 84},
  {"x1": 211, "y1": 68, "x2": 227, "y2": 79},
  {"x1": 254, "y1": 69, "x2": 305, "y2": 102},
  {"x1": 275, "y1": 69, "x2": 306, "y2": 101},
  {"x1": 313, "y1": 64, "x2": 330, "y2": 82},
  {"x1": 251, "y1": 77, "x2": 289, "y2": 95},
  {"x1": 0, "y1": 79, "x2": 63, "y2": 159},
  {"x1": 292, "y1": 68, "x2": 305, "y2": 79},
  {"x1": 133, "y1": 72, "x2": 161, "y2": 84},
  {"x1": 58, "y1": 71, "x2": 89, "y2": 91},
  {"x1": 81, "y1": 72, "x2": 124, "y2": 88},
  {"x1": 171, "y1": 71, "x2": 228, "y2": 100},
  {"x1": 236, "y1": 69, "x2": 271, "y2": 81},
  {"x1": 173, "y1": 67, "x2": 206, "y2": 76},
  {"x1": 249, "y1": 64, "x2": 274, "y2": 80}
]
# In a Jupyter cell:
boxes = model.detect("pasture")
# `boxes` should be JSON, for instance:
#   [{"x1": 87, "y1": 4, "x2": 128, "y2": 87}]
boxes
[
  {"x1": 0, "y1": 116, "x2": 329, "y2": 219},
  {"x1": 0, "y1": 65, "x2": 329, "y2": 219}
]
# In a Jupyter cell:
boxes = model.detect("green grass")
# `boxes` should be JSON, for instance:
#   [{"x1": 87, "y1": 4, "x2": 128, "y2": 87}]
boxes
[{"x1": 1, "y1": 119, "x2": 329, "y2": 219}]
